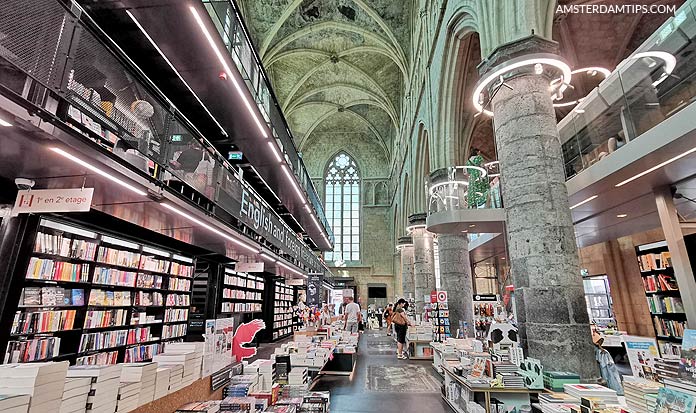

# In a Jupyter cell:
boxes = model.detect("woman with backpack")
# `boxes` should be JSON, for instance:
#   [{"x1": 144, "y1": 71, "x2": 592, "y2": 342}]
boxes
[{"x1": 392, "y1": 299, "x2": 412, "y2": 359}]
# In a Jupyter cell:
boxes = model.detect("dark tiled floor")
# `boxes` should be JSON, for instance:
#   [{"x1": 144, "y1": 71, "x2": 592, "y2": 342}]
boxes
[{"x1": 311, "y1": 330, "x2": 452, "y2": 413}]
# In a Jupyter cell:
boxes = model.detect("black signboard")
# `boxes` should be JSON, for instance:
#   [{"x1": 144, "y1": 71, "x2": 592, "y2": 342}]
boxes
[{"x1": 307, "y1": 273, "x2": 323, "y2": 307}]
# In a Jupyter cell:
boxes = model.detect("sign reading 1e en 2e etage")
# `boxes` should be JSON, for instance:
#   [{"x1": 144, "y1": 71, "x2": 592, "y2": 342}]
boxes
[{"x1": 13, "y1": 188, "x2": 94, "y2": 214}]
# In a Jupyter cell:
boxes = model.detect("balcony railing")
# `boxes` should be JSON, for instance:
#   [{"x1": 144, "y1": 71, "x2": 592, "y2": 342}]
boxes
[
  {"x1": 0, "y1": 0, "x2": 324, "y2": 270},
  {"x1": 427, "y1": 164, "x2": 503, "y2": 216},
  {"x1": 202, "y1": 0, "x2": 333, "y2": 244},
  {"x1": 559, "y1": 0, "x2": 696, "y2": 179}
]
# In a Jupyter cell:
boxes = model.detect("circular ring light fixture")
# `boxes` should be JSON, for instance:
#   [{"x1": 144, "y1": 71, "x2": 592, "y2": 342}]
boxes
[
  {"x1": 406, "y1": 224, "x2": 426, "y2": 233},
  {"x1": 429, "y1": 180, "x2": 469, "y2": 196},
  {"x1": 472, "y1": 54, "x2": 572, "y2": 116},
  {"x1": 630, "y1": 51, "x2": 676, "y2": 87},
  {"x1": 453, "y1": 165, "x2": 488, "y2": 178},
  {"x1": 550, "y1": 67, "x2": 612, "y2": 107}
]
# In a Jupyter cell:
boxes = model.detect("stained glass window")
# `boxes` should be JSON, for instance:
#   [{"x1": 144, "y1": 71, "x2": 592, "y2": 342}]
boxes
[{"x1": 324, "y1": 153, "x2": 360, "y2": 262}]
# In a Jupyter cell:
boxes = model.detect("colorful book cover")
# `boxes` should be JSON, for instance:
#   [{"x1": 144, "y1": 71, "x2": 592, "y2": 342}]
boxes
[
  {"x1": 655, "y1": 387, "x2": 694, "y2": 413},
  {"x1": 72, "y1": 289, "x2": 84, "y2": 306},
  {"x1": 679, "y1": 329, "x2": 696, "y2": 385},
  {"x1": 23, "y1": 287, "x2": 41, "y2": 305}
]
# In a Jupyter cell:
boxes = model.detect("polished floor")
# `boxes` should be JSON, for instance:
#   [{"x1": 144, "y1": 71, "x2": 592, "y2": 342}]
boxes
[{"x1": 311, "y1": 329, "x2": 451, "y2": 412}]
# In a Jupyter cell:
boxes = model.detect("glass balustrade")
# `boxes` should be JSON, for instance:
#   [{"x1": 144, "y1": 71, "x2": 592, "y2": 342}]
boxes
[
  {"x1": 427, "y1": 164, "x2": 503, "y2": 216},
  {"x1": 559, "y1": 0, "x2": 696, "y2": 179}
]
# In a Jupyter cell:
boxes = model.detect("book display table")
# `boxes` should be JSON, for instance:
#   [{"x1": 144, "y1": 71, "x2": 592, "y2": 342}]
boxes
[{"x1": 407, "y1": 339, "x2": 434, "y2": 360}]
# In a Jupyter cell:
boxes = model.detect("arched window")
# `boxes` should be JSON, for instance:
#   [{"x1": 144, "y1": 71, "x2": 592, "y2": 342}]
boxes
[{"x1": 324, "y1": 153, "x2": 360, "y2": 262}]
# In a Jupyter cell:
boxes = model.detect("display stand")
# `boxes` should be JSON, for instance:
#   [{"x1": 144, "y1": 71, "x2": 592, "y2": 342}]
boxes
[
  {"x1": 319, "y1": 352, "x2": 357, "y2": 377},
  {"x1": 473, "y1": 294, "x2": 499, "y2": 340},
  {"x1": 637, "y1": 240, "x2": 684, "y2": 358},
  {"x1": 442, "y1": 363, "x2": 538, "y2": 413},
  {"x1": 407, "y1": 339, "x2": 434, "y2": 360},
  {"x1": 5, "y1": 217, "x2": 194, "y2": 365}
]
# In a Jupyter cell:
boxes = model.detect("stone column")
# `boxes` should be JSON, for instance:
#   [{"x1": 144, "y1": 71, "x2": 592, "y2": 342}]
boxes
[
  {"x1": 398, "y1": 236, "x2": 415, "y2": 299},
  {"x1": 409, "y1": 213, "x2": 435, "y2": 314},
  {"x1": 480, "y1": 36, "x2": 598, "y2": 379},
  {"x1": 438, "y1": 234, "x2": 474, "y2": 337}
]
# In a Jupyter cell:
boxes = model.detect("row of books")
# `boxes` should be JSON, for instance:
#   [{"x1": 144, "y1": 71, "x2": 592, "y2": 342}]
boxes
[
  {"x1": 84, "y1": 309, "x2": 128, "y2": 329},
  {"x1": 11, "y1": 309, "x2": 77, "y2": 334},
  {"x1": 78, "y1": 329, "x2": 128, "y2": 353},
  {"x1": 221, "y1": 302, "x2": 262, "y2": 313},
  {"x1": 654, "y1": 317, "x2": 686, "y2": 338},
  {"x1": 34, "y1": 231, "x2": 98, "y2": 260},
  {"x1": 166, "y1": 294, "x2": 190, "y2": 307},
  {"x1": 163, "y1": 323, "x2": 187, "y2": 339},
  {"x1": 26, "y1": 257, "x2": 89, "y2": 282},
  {"x1": 76, "y1": 350, "x2": 118, "y2": 365},
  {"x1": 170, "y1": 262, "x2": 194, "y2": 278},
  {"x1": 169, "y1": 277, "x2": 192, "y2": 292},
  {"x1": 647, "y1": 296, "x2": 685, "y2": 314},
  {"x1": 275, "y1": 293, "x2": 293, "y2": 301},
  {"x1": 643, "y1": 273, "x2": 679, "y2": 293},
  {"x1": 134, "y1": 291, "x2": 164, "y2": 306},
  {"x1": 93, "y1": 266, "x2": 137, "y2": 287},
  {"x1": 140, "y1": 255, "x2": 168, "y2": 272},
  {"x1": 131, "y1": 312, "x2": 162, "y2": 326},
  {"x1": 125, "y1": 343, "x2": 161, "y2": 363},
  {"x1": 223, "y1": 289, "x2": 262, "y2": 301},
  {"x1": 4, "y1": 336, "x2": 61, "y2": 363},
  {"x1": 137, "y1": 273, "x2": 163, "y2": 289},
  {"x1": 89, "y1": 289, "x2": 132, "y2": 307},
  {"x1": 97, "y1": 246, "x2": 141, "y2": 268},
  {"x1": 127, "y1": 326, "x2": 153, "y2": 344},
  {"x1": 20, "y1": 287, "x2": 85, "y2": 307},
  {"x1": 223, "y1": 273, "x2": 264, "y2": 290},
  {"x1": 164, "y1": 308, "x2": 189, "y2": 323},
  {"x1": 638, "y1": 251, "x2": 672, "y2": 271}
]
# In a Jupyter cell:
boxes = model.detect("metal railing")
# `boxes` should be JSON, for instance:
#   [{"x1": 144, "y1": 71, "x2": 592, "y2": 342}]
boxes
[
  {"x1": 427, "y1": 164, "x2": 503, "y2": 216},
  {"x1": 559, "y1": 0, "x2": 696, "y2": 179},
  {"x1": 202, "y1": 0, "x2": 333, "y2": 244},
  {"x1": 0, "y1": 0, "x2": 324, "y2": 271}
]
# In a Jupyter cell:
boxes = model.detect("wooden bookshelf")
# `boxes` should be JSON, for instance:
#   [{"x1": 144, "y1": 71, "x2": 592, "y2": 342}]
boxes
[
  {"x1": 637, "y1": 240, "x2": 684, "y2": 359},
  {"x1": 4, "y1": 218, "x2": 195, "y2": 366}
]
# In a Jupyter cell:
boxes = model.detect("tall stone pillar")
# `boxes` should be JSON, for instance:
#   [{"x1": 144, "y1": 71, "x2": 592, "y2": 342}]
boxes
[
  {"x1": 398, "y1": 236, "x2": 415, "y2": 300},
  {"x1": 480, "y1": 36, "x2": 598, "y2": 378},
  {"x1": 408, "y1": 213, "x2": 435, "y2": 313},
  {"x1": 438, "y1": 234, "x2": 474, "y2": 337}
]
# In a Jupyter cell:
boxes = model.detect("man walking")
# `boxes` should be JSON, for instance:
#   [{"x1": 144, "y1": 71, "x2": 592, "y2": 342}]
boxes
[{"x1": 343, "y1": 295, "x2": 362, "y2": 334}]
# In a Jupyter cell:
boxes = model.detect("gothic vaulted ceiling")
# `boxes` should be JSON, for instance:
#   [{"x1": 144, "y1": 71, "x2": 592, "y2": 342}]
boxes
[{"x1": 238, "y1": 0, "x2": 411, "y2": 164}]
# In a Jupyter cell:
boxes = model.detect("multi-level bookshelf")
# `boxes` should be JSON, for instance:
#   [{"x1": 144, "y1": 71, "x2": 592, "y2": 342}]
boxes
[
  {"x1": 4, "y1": 218, "x2": 194, "y2": 365},
  {"x1": 218, "y1": 267, "x2": 264, "y2": 316},
  {"x1": 271, "y1": 281, "x2": 296, "y2": 341},
  {"x1": 637, "y1": 240, "x2": 684, "y2": 359}
]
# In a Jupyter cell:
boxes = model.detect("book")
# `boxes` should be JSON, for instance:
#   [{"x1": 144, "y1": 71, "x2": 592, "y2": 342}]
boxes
[
  {"x1": 22, "y1": 288, "x2": 41, "y2": 306},
  {"x1": 655, "y1": 387, "x2": 694, "y2": 413},
  {"x1": 72, "y1": 290, "x2": 84, "y2": 306}
]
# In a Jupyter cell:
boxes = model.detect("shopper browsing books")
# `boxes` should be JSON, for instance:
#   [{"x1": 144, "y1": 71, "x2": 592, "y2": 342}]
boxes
[
  {"x1": 343, "y1": 296, "x2": 362, "y2": 334},
  {"x1": 392, "y1": 299, "x2": 412, "y2": 359}
]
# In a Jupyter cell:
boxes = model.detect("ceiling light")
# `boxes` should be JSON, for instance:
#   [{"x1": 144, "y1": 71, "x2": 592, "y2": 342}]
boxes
[
  {"x1": 501, "y1": 257, "x2": 506, "y2": 260},
  {"x1": 259, "y1": 252, "x2": 277, "y2": 262},
  {"x1": 277, "y1": 260, "x2": 307, "y2": 278},
  {"x1": 127, "y1": 10, "x2": 226, "y2": 136},
  {"x1": 574, "y1": 109, "x2": 585, "y2": 113},
  {"x1": 268, "y1": 141, "x2": 283, "y2": 163},
  {"x1": 0, "y1": 117, "x2": 11, "y2": 127},
  {"x1": 49, "y1": 147, "x2": 147, "y2": 196},
  {"x1": 569, "y1": 194, "x2": 598, "y2": 210},
  {"x1": 631, "y1": 51, "x2": 676, "y2": 87},
  {"x1": 616, "y1": 214, "x2": 628, "y2": 218},
  {"x1": 534, "y1": 63, "x2": 543, "y2": 75},
  {"x1": 406, "y1": 224, "x2": 426, "y2": 233},
  {"x1": 189, "y1": 6, "x2": 268, "y2": 138},
  {"x1": 160, "y1": 202, "x2": 259, "y2": 254},
  {"x1": 551, "y1": 67, "x2": 612, "y2": 108},
  {"x1": 461, "y1": 230, "x2": 468, "y2": 233},
  {"x1": 281, "y1": 164, "x2": 306, "y2": 202},
  {"x1": 469, "y1": 224, "x2": 476, "y2": 228},
  {"x1": 473, "y1": 55, "x2": 572, "y2": 116},
  {"x1": 615, "y1": 147, "x2": 696, "y2": 187}
]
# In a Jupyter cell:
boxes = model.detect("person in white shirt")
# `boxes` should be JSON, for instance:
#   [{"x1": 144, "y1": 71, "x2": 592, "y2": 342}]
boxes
[{"x1": 343, "y1": 296, "x2": 362, "y2": 334}]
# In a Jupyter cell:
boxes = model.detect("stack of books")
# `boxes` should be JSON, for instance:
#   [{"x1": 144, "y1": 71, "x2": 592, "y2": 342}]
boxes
[
  {"x1": 60, "y1": 377, "x2": 92, "y2": 413},
  {"x1": 538, "y1": 392, "x2": 580, "y2": 413},
  {"x1": 115, "y1": 382, "x2": 140, "y2": 413},
  {"x1": 220, "y1": 397, "x2": 256, "y2": 411},
  {"x1": 654, "y1": 358, "x2": 680, "y2": 382},
  {"x1": 258, "y1": 360, "x2": 277, "y2": 392},
  {"x1": 543, "y1": 371, "x2": 580, "y2": 392},
  {"x1": 224, "y1": 383, "x2": 251, "y2": 398},
  {"x1": 264, "y1": 405, "x2": 297, "y2": 413},
  {"x1": 563, "y1": 384, "x2": 619, "y2": 405},
  {"x1": 0, "y1": 394, "x2": 31, "y2": 413},
  {"x1": 624, "y1": 379, "x2": 663, "y2": 413},
  {"x1": 176, "y1": 401, "x2": 221, "y2": 412},
  {"x1": 155, "y1": 367, "x2": 171, "y2": 399},
  {"x1": 153, "y1": 352, "x2": 198, "y2": 387},
  {"x1": 302, "y1": 391, "x2": 330, "y2": 413},
  {"x1": 491, "y1": 361, "x2": 518, "y2": 376},
  {"x1": 163, "y1": 343, "x2": 204, "y2": 381},
  {"x1": 288, "y1": 367, "x2": 308, "y2": 386},
  {"x1": 167, "y1": 365, "x2": 184, "y2": 393},
  {"x1": 67, "y1": 364, "x2": 122, "y2": 413},
  {"x1": 498, "y1": 373, "x2": 525, "y2": 388},
  {"x1": 120, "y1": 363, "x2": 158, "y2": 406},
  {"x1": 0, "y1": 362, "x2": 69, "y2": 413}
]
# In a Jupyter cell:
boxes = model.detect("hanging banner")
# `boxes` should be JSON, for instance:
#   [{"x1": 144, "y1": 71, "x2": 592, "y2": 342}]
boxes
[
  {"x1": 13, "y1": 188, "x2": 93, "y2": 214},
  {"x1": 307, "y1": 273, "x2": 323, "y2": 307},
  {"x1": 624, "y1": 335, "x2": 660, "y2": 381}
]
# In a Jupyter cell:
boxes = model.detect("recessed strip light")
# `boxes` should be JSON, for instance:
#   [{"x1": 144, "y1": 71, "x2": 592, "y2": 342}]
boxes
[
  {"x1": 281, "y1": 164, "x2": 306, "y2": 202},
  {"x1": 160, "y1": 202, "x2": 259, "y2": 254},
  {"x1": 617, "y1": 214, "x2": 628, "y2": 218},
  {"x1": 49, "y1": 147, "x2": 147, "y2": 196},
  {"x1": 569, "y1": 195, "x2": 598, "y2": 210},
  {"x1": 0, "y1": 117, "x2": 11, "y2": 127},
  {"x1": 615, "y1": 147, "x2": 696, "y2": 187},
  {"x1": 277, "y1": 260, "x2": 307, "y2": 278},
  {"x1": 259, "y1": 252, "x2": 277, "y2": 262},
  {"x1": 268, "y1": 141, "x2": 283, "y2": 163},
  {"x1": 127, "y1": 10, "x2": 226, "y2": 136},
  {"x1": 189, "y1": 6, "x2": 269, "y2": 138}
]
